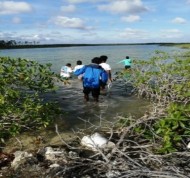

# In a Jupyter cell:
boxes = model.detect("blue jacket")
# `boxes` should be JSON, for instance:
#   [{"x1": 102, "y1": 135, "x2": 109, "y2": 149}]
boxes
[{"x1": 74, "y1": 64, "x2": 108, "y2": 88}]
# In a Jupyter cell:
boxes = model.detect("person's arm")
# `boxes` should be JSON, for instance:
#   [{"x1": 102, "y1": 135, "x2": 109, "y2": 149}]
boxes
[
  {"x1": 74, "y1": 66, "x2": 86, "y2": 76},
  {"x1": 117, "y1": 59, "x2": 125, "y2": 64},
  {"x1": 101, "y1": 70, "x2": 108, "y2": 84},
  {"x1": 73, "y1": 67, "x2": 76, "y2": 72},
  {"x1": 108, "y1": 70, "x2": 112, "y2": 82},
  {"x1": 73, "y1": 66, "x2": 78, "y2": 72},
  {"x1": 105, "y1": 64, "x2": 112, "y2": 82},
  {"x1": 68, "y1": 67, "x2": 73, "y2": 73}
]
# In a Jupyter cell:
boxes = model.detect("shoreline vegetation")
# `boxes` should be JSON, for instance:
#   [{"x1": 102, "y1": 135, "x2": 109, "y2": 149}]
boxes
[
  {"x1": 0, "y1": 42, "x2": 190, "y2": 49},
  {"x1": 0, "y1": 49, "x2": 190, "y2": 177}
]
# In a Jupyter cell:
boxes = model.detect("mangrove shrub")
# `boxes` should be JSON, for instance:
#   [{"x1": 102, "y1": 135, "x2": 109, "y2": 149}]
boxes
[
  {"x1": 0, "y1": 57, "x2": 62, "y2": 142},
  {"x1": 118, "y1": 50, "x2": 190, "y2": 153}
]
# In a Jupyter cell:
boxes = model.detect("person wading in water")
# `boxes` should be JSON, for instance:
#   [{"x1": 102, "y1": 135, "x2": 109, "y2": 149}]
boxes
[{"x1": 74, "y1": 57, "x2": 108, "y2": 102}]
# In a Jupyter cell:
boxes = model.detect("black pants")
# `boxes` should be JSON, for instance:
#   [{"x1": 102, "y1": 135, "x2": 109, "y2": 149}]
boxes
[
  {"x1": 100, "y1": 81, "x2": 106, "y2": 89},
  {"x1": 83, "y1": 87, "x2": 100, "y2": 98},
  {"x1": 125, "y1": 65, "x2": 131, "y2": 69}
]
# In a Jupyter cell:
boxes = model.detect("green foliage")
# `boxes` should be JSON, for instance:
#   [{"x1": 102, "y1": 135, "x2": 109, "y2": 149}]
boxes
[
  {"x1": 132, "y1": 51, "x2": 190, "y2": 102},
  {"x1": 154, "y1": 103, "x2": 190, "y2": 153},
  {"x1": 116, "y1": 50, "x2": 190, "y2": 154},
  {"x1": 0, "y1": 57, "x2": 62, "y2": 142}
]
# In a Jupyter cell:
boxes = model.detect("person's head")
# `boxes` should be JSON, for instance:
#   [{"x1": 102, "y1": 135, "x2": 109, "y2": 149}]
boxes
[
  {"x1": 100, "y1": 55, "x2": 108, "y2": 63},
  {"x1": 126, "y1": 56, "x2": 129, "y2": 59},
  {"x1": 76, "y1": 60, "x2": 82, "y2": 65},
  {"x1": 91, "y1": 57, "x2": 100, "y2": 64},
  {"x1": 66, "y1": 63, "x2": 71, "y2": 67}
]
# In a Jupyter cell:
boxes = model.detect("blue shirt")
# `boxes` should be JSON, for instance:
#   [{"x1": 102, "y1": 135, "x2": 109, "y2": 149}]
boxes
[{"x1": 74, "y1": 64, "x2": 108, "y2": 88}]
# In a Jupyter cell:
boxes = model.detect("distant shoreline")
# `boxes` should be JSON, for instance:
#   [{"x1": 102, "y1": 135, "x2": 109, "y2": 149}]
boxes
[{"x1": 0, "y1": 42, "x2": 190, "y2": 50}]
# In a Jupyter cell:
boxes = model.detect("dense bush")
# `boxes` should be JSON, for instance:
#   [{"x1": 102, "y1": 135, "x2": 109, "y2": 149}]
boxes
[
  {"x1": 117, "y1": 50, "x2": 190, "y2": 153},
  {"x1": 0, "y1": 57, "x2": 62, "y2": 142}
]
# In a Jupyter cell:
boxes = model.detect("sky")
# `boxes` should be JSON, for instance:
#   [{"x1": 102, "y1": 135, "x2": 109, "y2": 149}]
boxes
[{"x1": 0, "y1": 0, "x2": 190, "y2": 44}]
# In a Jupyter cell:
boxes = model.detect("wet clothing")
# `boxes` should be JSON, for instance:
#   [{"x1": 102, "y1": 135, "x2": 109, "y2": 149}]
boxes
[
  {"x1": 83, "y1": 87, "x2": 100, "y2": 99},
  {"x1": 125, "y1": 65, "x2": 131, "y2": 69}
]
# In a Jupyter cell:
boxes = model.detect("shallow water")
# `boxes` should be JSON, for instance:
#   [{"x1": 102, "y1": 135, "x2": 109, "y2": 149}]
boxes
[
  {"x1": 1, "y1": 45, "x2": 185, "y2": 151},
  {"x1": 48, "y1": 77, "x2": 150, "y2": 132},
  {"x1": 4, "y1": 76, "x2": 150, "y2": 152}
]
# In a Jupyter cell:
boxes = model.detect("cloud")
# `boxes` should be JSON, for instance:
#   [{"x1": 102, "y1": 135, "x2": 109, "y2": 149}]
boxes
[
  {"x1": 0, "y1": 31, "x2": 14, "y2": 39},
  {"x1": 121, "y1": 15, "x2": 141, "y2": 22},
  {"x1": 0, "y1": 1, "x2": 32, "y2": 15},
  {"x1": 67, "y1": 0, "x2": 104, "y2": 3},
  {"x1": 187, "y1": 0, "x2": 190, "y2": 4},
  {"x1": 18, "y1": 34, "x2": 42, "y2": 41},
  {"x1": 12, "y1": 17, "x2": 21, "y2": 24},
  {"x1": 61, "y1": 5, "x2": 76, "y2": 13},
  {"x1": 171, "y1": 17, "x2": 187, "y2": 24},
  {"x1": 119, "y1": 28, "x2": 148, "y2": 39},
  {"x1": 67, "y1": 0, "x2": 88, "y2": 3},
  {"x1": 160, "y1": 29, "x2": 183, "y2": 39},
  {"x1": 0, "y1": 30, "x2": 61, "y2": 43},
  {"x1": 98, "y1": 0, "x2": 148, "y2": 14},
  {"x1": 52, "y1": 16, "x2": 86, "y2": 29}
]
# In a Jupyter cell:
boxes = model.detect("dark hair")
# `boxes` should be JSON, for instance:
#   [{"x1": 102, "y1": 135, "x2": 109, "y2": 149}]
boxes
[
  {"x1": 76, "y1": 60, "x2": 82, "y2": 65},
  {"x1": 126, "y1": 56, "x2": 129, "y2": 59},
  {"x1": 66, "y1": 63, "x2": 71, "y2": 67},
  {"x1": 91, "y1": 57, "x2": 100, "y2": 64},
  {"x1": 100, "y1": 55, "x2": 108, "y2": 62}
]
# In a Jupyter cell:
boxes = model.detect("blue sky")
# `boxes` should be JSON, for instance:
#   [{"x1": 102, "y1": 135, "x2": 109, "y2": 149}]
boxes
[{"x1": 0, "y1": 0, "x2": 190, "y2": 44}]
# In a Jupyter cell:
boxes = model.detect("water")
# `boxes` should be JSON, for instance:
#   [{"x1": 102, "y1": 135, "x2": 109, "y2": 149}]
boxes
[
  {"x1": 0, "y1": 45, "x2": 183, "y2": 123},
  {"x1": 0, "y1": 44, "x2": 182, "y2": 73},
  {"x1": 0, "y1": 44, "x2": 185, "y2": 149}
]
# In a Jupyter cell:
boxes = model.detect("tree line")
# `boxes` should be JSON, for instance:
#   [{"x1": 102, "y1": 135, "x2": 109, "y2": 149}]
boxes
[{"x1": 0, "y1": 40, "x2": 40, "y2": 48}]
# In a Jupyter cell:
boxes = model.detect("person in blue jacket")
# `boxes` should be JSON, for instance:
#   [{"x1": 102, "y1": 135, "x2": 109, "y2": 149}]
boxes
[
  {"x1": 118, "y1": 56, "x2": 132, "y2": 69},
  {"x1": 74, "y1": 57, "x2": 108, "y2": 102}
]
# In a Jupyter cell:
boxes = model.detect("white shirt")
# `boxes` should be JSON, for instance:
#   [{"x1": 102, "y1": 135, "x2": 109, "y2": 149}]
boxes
[
  {"x1": 73, "y1": 65, "x2": 84, "y2": 72},
  {"x1": 60, "y1": 66, "x2": 73, "y2": 78},
  {"x1": 100, "y1": 63, "x2": 111, "y2": 71}
]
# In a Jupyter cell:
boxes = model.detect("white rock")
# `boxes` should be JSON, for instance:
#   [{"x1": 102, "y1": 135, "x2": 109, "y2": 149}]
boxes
[
  {"x1": 11, "y1": 151, "x2": 33, "y2": 169},
  {"x1": 49, "y1": 163, "x2": 60, "y2": 168},
  {"x1": 187, "y1": 142, "x2": 190, "y2": 149},
  {"x1": 45, "y1": 147, "x2": 64, "y2": 161},
  {"x1": 81, "y1": 132, "x2": 115, "y2": 151}
]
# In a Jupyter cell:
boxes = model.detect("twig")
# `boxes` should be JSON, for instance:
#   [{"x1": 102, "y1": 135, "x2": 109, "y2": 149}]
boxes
[
  {"x1": 14, "y1": 137, "x2": 23, "y2": 150},
  {"x1": 55, "y1": 124, "x2": 74, "y2": 149}
]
